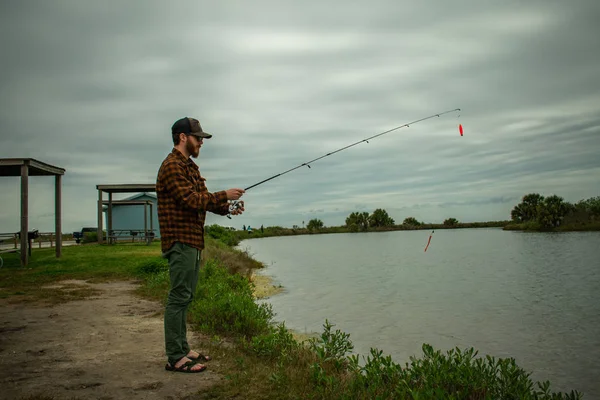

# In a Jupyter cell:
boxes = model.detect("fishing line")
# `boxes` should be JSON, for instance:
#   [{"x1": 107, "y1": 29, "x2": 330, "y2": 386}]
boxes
[{"x1": 228, "y1": 108, "x2": 461, "y2": 217}]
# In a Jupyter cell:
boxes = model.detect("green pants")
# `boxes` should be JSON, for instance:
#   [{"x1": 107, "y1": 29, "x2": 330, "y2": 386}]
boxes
[{"x1": 163, "y1": 242, "x2": 201, "y2": 364}]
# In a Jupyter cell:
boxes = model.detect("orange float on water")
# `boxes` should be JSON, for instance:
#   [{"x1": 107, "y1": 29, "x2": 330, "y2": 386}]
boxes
[{"x1": 424, "y1": 230, "x2": 434, "y2": 252}]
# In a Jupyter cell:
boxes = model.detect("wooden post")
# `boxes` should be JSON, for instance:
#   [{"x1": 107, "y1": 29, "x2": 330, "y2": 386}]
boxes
[
  {"x1": 144, "y1": 202, "x2": 148, "y2": 235},
  {"x1": 148, "y1": 203, "x2": 154, "y2": 245},
  {"x1": 97, "y1": 189, "x2": 103, "y2": 243},
  {"x1": 55, "y1": 174, "x2": 62, "y2": 257},
  {"x1": 20, "y1": 163, "x2": 29, "y2": 266},
  {"x1": 108, "y1": 192, "x2": 113, "y2": 245}
]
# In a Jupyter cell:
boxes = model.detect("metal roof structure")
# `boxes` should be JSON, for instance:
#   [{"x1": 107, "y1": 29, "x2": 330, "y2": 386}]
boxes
[
  {"x1": 101, "y1": 200, "x2": 154, "y2": 206},
  {"x1": 96, "y1": 184, "x2": 156, "y2": 193},
  {"x1": 0, "y1": 158, "x2": 65, "y2": 265},
  {"x1": 95, "y1": 184, "x2": 156, "y2": 243},
  {"x1": 120, "y1": 192, "x2": 157, "y2": 201}
]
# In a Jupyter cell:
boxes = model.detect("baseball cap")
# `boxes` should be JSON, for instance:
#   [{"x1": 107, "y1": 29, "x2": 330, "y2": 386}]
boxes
[{"x1": 171, "y1": 117, "x2": 213, "y2": 139}]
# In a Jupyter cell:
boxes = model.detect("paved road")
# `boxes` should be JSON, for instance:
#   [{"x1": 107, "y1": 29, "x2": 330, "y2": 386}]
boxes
[{"x1": 0, "y1": 240, "x2": 78, "y2": 251}]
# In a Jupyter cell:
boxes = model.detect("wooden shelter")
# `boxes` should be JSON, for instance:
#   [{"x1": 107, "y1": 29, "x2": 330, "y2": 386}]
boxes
[
  {"x1": 0, "y1": 158, "x2": 65, "y2": 266},
  {"x1": 101, "y1": 199, "x2": 156, "y2": 244},
  {"x1": 96, "y1": 184, "x2": 156, "y2": 244}
]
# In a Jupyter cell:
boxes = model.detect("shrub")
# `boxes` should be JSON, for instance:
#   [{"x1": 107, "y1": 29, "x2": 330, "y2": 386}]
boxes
[
  {"x1": 250, "y1": 322, "x2": 300, "y2": 361},
  {"x1": 134, "y1": 258, "x2": 170, "y2": 299},
  {"x1": 205, "y1": 224, "x2": 240, "y2": 246},
  {"x1": 82, "y1": 231, "x2": 97, "y2": 243},
  {"x1": 189, "y1": 259, "x2": 273, "y2": 337},
  {"x1": 136, "y1": 258, "x2": 168, "y2": 275},
  {"x1": 343, "y1": 343, "x2": 582, "y2": 399},
  {"x1": 403, "y1": 217, "x2": 422, "y2": 226},
  {"x1": 287, "y1": 320, "x2": 583, "y2": 399},
  {"x1": 443, "y1": 217, "x2": 459, "y2": 226}
]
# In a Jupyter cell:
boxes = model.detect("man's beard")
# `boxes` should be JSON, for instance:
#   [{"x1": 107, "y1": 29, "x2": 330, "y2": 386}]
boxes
[{"x1": 186, "y1": 140, "x2": 199, "y2": 158}]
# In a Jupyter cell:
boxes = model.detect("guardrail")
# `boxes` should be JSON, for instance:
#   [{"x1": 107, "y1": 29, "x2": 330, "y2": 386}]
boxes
[
  {"x1": 0, "y1": 231, "x2": 78, "y2": 268},
  {"x1": 0, "y1": 232, "x2": 72, "y2": 249},
  {"x1": 108, "y1": 229, "x2": 156, "y2": 245},
  {"x1": 0, "y1": 232, "x2": 18, "y2": 249}
]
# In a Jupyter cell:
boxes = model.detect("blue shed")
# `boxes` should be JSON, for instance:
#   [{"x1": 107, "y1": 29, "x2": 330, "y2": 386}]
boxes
[{"x1": 103, "y1": 192, "x2": 161, "y2": 238}]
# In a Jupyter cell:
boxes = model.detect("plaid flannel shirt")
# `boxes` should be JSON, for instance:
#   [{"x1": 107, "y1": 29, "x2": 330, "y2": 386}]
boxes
[{"x1": 156, "y1": 148, "x2": 229, "y2": 252}]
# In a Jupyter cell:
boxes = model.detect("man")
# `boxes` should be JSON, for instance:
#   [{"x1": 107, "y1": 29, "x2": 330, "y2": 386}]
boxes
[{"x1": 156, "y1": 116, "x2": 245, "y2": 373}]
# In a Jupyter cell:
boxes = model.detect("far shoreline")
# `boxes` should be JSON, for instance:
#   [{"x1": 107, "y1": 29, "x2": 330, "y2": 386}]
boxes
[{"x1": 234, "y1": 221, "x2": 599, "y2": 242}]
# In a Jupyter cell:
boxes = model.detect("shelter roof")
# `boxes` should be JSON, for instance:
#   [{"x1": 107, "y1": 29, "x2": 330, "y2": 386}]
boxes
[
  {"x1": 121, "y1": 192, "x2": 157, "y2": 201},
  {"x1": 0, "y1": 158, "x2": 65, "y2": 176},
  {"x1": 96, "y1": 184, "x2": 156, "y2": 193}
]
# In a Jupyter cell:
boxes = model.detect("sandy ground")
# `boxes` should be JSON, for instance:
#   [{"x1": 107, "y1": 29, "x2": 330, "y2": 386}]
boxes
[{"x1": 0, "y1": 280, "x2": 223, "y2": 400}]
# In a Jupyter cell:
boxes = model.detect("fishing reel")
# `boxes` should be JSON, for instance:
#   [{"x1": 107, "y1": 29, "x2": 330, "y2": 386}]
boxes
[{"x1": 226, "y1": 200, "x2": 244, "y2": 219}]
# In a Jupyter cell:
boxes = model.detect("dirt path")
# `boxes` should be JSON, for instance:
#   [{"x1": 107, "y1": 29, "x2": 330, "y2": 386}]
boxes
[{"x1": 0, "y1": 280, "x2": 222, "y2": 400}]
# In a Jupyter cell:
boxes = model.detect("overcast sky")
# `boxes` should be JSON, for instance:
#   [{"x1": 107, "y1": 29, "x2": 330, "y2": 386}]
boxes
[{"x1": 1, "y1": 0, "x2": 599, "y2": 233}]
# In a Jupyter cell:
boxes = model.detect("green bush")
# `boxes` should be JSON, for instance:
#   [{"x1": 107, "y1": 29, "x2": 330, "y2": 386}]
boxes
[
  {"x1": 342, "y1": 343, "x2": 581, "y2": 399},
  {"x1": 136, "y1": 258, "x2": 168, "y2": 275},
  {"x1": 250, "y1": 322, "x2": 300, "y2": 361},
  {"x1": 134, "y1": 258, "x2": 170, "y2": 299},
  {"x1": 307, "y1": 320, "x2": 355, "y2": 397},
  {"x1": 190, "y1": 259, "x2": 273, "y2": 337},
  {"x1": 206, "y1": 224, "x2": 240, "y2": 246},
  {"x1": 287, "y1": 321, "x2": 583, "y2": 399},
  {"x1": 309, "y1": 319, "x2": 354, "y2": 369},
  {"x1": 82, "y1": 231, "x2": 97, "y2": 243}
]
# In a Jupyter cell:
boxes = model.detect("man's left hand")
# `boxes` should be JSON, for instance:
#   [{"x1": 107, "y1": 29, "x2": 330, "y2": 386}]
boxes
[{"x1": 230, "y1": 201, "x2": 244, "y2": 216}]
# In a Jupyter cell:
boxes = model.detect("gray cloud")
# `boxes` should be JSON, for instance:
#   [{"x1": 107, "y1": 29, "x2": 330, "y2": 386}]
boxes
[{"x1": 1, "y1": 0, "x2": 599, "y2": 232}]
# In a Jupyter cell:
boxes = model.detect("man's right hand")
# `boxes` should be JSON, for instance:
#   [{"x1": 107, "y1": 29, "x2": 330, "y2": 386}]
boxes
[{"x1": 225, "y1": 188, "x2": 245, "y2": 200}]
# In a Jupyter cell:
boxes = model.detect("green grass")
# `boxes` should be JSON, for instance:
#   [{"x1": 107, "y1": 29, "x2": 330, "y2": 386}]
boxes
[
  {"x1": 0, "y1": 242, "x2": 162, "y2": 304},
  {"x1": 0, "y1": 239, "x2": 584, "y2": 399}
]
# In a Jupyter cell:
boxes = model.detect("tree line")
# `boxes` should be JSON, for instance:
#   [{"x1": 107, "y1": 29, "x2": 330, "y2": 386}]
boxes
[
  {"x1": 227, "y1": 193, "x2": 599, "y2": 238},
  {"x1": 304, "y1": 209, "x2": 463, "y2": 232},
  {"x1": 508, "y1": 193, "x2": 599, "y2": 230}
]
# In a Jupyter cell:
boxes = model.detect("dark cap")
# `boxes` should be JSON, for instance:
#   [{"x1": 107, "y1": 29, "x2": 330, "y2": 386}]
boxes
[{"x1": 171, "y1": 117, "x2": 213, "y2": 139}]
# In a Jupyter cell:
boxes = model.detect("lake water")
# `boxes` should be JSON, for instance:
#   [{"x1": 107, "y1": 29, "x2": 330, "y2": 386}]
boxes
[{"x1": 238, "y1": 228, "x2": 600, "y2": 397}]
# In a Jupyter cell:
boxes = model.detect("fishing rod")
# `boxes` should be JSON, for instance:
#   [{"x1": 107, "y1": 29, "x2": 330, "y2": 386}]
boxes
[{"x1": 227, "y1": 108, "x2": 461, "y2": 217}]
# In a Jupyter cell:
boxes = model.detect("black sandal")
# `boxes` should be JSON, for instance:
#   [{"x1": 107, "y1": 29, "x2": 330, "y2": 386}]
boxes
[
  {"x1": 187, "y1": 352, "x2": 212, "y2": 362},
  {"x1": 165, "y1": 357, "x2": 207, "y2": 373}
]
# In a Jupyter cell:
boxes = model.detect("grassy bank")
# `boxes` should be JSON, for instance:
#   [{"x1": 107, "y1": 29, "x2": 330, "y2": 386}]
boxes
[{"x1": 0, "y1": 240, "x2": 583, "y2": 399}]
